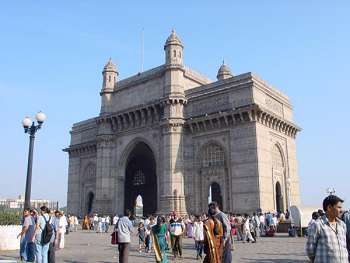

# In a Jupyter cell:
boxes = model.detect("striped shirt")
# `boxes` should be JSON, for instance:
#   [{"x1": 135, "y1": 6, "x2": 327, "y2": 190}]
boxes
[{"x1": 306, "y1": 215, "x2": 348, "y2": 263}]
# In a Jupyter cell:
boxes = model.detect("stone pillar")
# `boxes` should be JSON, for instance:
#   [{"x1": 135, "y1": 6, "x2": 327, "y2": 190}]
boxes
[
  {"x1": 95, "y1": 132, "x2": 115, "y2": 215},
  {"x1": 158, "y1": 120, "x2": 187, "y2": 216},
  {"x1": 67, "y1": 154, "x2": 81, "y2": 216}
]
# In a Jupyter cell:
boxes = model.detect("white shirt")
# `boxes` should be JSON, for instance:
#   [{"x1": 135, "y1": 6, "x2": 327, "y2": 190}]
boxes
[
  {"x1": 243, "y1": 218, "x2": 251, "y2": 231},
  {"x1": 58, "y1": 216, "x2": 68, "y2": 233},
  {"x1": 272, "y1": 216, "x2": 278, "y2": 226},
  {"x1": 193, "y1": 221, "x2": 204, "y2": 241},
  {"x1": 259, "y1": 215, "x2": 265, "y2": 224}
]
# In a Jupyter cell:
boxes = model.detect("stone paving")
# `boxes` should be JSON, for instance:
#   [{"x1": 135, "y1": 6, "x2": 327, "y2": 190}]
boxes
[{"x1": 0, "y1": 230, "x2": 308, "y2": 263}]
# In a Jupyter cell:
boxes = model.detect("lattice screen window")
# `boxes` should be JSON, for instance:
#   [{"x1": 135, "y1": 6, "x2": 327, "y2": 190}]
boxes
[
  {"x1": 85, "y1": 163, "x2": 96, "y2": 178},
  {"x1": 202, "y1": 144, "x2": 225, "y2": 168},
  {"x1": 84, "y1": 163, "x2": 96, "y2": 183},
  {"x1": 272, "y1": 145, "x2": 284, "y2": 174},
  {"x1": 133, "y1": 170, "x2": 146, "y2": 186}
]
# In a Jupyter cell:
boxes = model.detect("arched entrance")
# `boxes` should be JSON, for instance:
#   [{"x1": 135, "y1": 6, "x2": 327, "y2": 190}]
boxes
[
  {"x1": 135, "y1": 195, "x2": 144, "y2": 217},
  {"x1": 86, "y1": 192, "x2": 94, "y2": 215},
  {"x1": 209, "y1": 182, "x2": 223, "y2": 210},
  {"x1": 275, "y1": 182, "x2": 284, "y2": 213},
  {"x1": 124, "y1": 142, "x2": 157, "y2": 216}
]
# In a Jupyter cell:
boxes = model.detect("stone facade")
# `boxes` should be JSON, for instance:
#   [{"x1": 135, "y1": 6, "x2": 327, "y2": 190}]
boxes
[{"x1": 64, "y1": 30, "x2": 301, "y2": 217}]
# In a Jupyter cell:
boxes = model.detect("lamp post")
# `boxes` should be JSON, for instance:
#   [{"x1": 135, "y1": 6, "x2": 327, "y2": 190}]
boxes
[{"x1": 22, "y1": 111, "x2": 46, "y2": 209}]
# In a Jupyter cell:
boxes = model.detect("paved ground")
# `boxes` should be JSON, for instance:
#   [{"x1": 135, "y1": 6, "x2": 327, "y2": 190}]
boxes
[{"x1": 0, "y1": 230, "x2": 308, "y2": 263}]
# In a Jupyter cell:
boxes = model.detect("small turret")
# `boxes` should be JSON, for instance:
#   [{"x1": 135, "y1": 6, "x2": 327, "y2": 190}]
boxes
[
  {"x1": 164, "y1": 29, "x2": 184, "y2": 65},
  {"x1": 102, "y1": 58, "x2": 118, "y2": 92},
  {"x1": 216, "y1": 61, "x2": 233, "y2": 80}
]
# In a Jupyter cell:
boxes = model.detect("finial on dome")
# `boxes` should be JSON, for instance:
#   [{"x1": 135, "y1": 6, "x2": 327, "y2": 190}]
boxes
[
  {"x1": 217, "y1": 61, "x2": 233, "y2": 80},
  {"x1": 103, "y1": 57, "x2": 116, "y2": 71},
  {"x1": 164, "y1": 28, "x2": 183, "y2": 49}
]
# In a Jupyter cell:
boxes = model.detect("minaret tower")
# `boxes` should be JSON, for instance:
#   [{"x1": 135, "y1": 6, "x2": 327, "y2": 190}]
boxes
[
  {"x1": 100, "y1": 58, "x2": 118, "y2": 114},
  {"x1": 159, "y1": 30, "x2": 187, "y2": 215},
  {"x1": 164, "y1": 29, "x2": 184, "y2": 66}
]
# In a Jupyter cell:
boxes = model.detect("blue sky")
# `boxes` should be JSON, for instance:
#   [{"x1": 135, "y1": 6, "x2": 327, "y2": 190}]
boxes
[{"x1": 0, "y1": 1, "x2": 349, "y2": 209}]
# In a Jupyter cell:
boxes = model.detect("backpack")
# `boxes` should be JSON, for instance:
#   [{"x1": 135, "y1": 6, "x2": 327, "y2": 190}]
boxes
[{"x1": 41, "y1": 216, "x2": 54, "y2": 245}]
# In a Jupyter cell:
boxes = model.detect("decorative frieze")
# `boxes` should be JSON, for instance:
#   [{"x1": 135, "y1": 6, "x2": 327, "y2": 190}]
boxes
[
  {"x1": 63, "y1": 141, "x2": 97, "y2": 157},
  {"x1": 96, "y1": 102, "x2": 164, "y2": 133},
  {"x1": 185, "y1": 104, "x2": 301, "y2": 138}
]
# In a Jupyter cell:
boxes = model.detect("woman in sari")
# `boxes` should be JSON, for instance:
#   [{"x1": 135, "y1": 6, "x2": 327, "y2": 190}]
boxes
[
  {"x1": 151, "y1": 216, "x2": 168, "y2": 263},
  {"x1": 82, "y1": 215, "x2": 90, "y2": 230},
  {"x1": 203, "y1": 213, "x2": 223, "y2": 263}
]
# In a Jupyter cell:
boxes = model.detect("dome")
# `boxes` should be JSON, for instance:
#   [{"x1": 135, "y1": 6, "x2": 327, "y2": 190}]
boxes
[
  {"x1": 164, "y1": 29, "x2": 183, "y2": 49},
  {"x1": 217, "y1": 62, "x2": 233, "y2": 80},
  {"x1": 103, "y1": 57, "x2": 117, "y2": 72}
]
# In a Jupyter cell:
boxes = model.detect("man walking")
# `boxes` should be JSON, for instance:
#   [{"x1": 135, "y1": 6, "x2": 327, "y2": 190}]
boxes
[
  {"x1": 306, "y1": 195, "x2": 348, "y2": 262},
  {"x1": 34, "y1": 206, "x2": 52, "y2": 263},
  {"x1": 116, "y1": 209, "x2": 133, "y2": 263},
  {"x1": 17, "y1": 208, "x2": 36, "y2": 262},
  {"x1": 169, "y1": 214, "x2": 185, "y2": 258},
  {"x1": 208, "y1": 202, "x2": 232, "y2": 263}
]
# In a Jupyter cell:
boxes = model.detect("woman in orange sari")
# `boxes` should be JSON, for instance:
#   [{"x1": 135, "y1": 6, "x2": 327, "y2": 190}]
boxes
[
  {"x1": 82, "y1": 215, "x2": 90, "y2": 230},
  {"x1": 203, "y1": 214, "x2": 223, "y2": 263}
]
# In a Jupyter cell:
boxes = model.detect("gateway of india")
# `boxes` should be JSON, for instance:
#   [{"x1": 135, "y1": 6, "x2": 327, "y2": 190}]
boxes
[{"x1": 65, "y1": 30, "x2": 301, "y2": 217}]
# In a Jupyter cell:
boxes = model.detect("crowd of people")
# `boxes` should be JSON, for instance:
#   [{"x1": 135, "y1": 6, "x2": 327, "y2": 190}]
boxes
[
  {"x1": 81, "y1": 213, "x2": 111, "y2": 233},
  {"x1": 112, "y1": 202, "x2": 291, "y2": 263},
  {"x1": 17, "y1": 196, "x2": 350, "y2": 263},
  {"x1": 17, "y1": 205, "x2": 79, "y2": 263}
]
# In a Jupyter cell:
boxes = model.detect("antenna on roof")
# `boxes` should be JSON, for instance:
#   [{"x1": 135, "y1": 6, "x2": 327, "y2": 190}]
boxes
[{"x1": 141, "y1": 28, "x2": 144, "y2": 73}]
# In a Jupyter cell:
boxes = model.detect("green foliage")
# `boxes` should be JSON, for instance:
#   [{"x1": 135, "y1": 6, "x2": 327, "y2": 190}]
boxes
[{"x1": 0, "y1": 211, "x2": 21, "y2": 225}]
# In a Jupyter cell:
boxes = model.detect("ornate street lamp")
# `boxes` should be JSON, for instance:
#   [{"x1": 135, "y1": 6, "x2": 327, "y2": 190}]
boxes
[
  {"x1": 326, "y1": 187, "x2": 336, "y2": 196},
  {"x1": 22, "y1": 111, "x2": 46, "y2": 209}
]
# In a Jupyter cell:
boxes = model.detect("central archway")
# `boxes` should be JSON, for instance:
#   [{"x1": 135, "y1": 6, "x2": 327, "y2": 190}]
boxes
[
  {"x1": 124, "y1": 142, "x2": 157, "y2": 216},
  {"x1": 276, "y1": 182, "x2": 284, "y2": 213}
]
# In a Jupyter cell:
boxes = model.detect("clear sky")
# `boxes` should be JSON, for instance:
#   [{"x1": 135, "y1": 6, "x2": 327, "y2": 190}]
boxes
[{"x1": 1, "y1": 1, "x2": 349, "y2": 209}]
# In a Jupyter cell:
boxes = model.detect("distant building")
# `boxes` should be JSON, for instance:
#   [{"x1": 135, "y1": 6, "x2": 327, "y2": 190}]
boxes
[{"x1": 0, "y1": 195, "x2": 58, "y2": 210}]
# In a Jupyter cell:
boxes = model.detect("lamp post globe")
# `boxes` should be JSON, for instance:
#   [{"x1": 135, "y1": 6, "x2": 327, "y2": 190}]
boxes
[
  {"x1": 22, "y1": 117, "x2": 32, "y2": 129},
  {"x1": 35, "y1": 111, "x2": 46, "y2": 124}
]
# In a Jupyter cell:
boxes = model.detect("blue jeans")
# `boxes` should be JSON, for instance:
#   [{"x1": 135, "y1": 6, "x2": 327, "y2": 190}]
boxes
[
  {"x1": 26, "y1": 242, "x2": 36, "y2": 262},
  {"x1": 35, "y1": 242, "x2": 50, "y2": 263},
  {"x1": 20, "y1": 238, "x2": 26, "y2": 259}
]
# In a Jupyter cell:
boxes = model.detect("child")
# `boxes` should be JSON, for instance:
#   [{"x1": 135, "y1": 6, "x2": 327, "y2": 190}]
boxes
[
  {"x1": 138, "y1": 222, "x2": 145, "y2": 253},
  {"x1": 144, "y1": 225, "x2": 151, "y2": 253}
]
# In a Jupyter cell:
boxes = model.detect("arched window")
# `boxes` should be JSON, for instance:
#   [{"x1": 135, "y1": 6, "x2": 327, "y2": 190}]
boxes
[
  {"x1": 109, "y1": 75, "x2": 111, "y2": 82},
  {"x1": 84, "y1": 163, "x2": 96, "y2": 182},
  {"x1": 173, "y1": 50, "x2": 176, "y2": 57},
  {"x1": 201, "y1": 144, "x2": 225, "y2": 168},
  {"x1": 272, "y1": 145, "x2": 284, "y2": 175}
]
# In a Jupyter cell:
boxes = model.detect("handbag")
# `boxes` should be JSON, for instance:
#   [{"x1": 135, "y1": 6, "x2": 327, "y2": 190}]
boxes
[
  {"x1": 111, "y1": 219, "x2": 119, "y2": 245},
  {"x1": 111, "y1": 231, "x2": 118, "y2": 245}
]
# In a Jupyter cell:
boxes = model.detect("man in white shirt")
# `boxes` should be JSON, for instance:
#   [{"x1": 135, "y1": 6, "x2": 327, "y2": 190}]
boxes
[
  {"x1": 193, "y1": 215, "x2": 204, "y2": 259},
  {"x1": 259, "y1": 213, "x2": 265, "y2": 235},
  {"x1": 116, "y1": 210, "x2": 133, "y2": 263}
]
